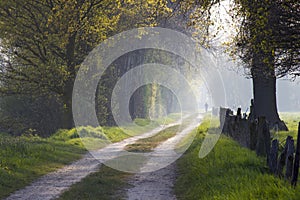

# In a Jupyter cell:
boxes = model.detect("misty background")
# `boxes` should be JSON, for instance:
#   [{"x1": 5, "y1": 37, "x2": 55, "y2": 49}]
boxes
[{"x1": 200, "y1": 56, "x2": 300, "y2": 113}]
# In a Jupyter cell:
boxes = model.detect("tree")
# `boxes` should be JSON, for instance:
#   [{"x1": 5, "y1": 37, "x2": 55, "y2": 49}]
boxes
[
  {"x1": 0, "y1": 0, "x2": 172, "y2": 130},
  {"x1": 179, "y1": 0, "x2": 299, "y2": 129},
  {"x1": 0, "y1": 95, "x2": 63, "y2": 136},
  {"x1": 0, "y1": 0, "x2": 120, "y2": 129},
  {"x1": 174, "y1": 0, "x2": 221, "y2": 47},
  {"x1": 232, "y1": 0, "x2": 300, "y2": 129}
]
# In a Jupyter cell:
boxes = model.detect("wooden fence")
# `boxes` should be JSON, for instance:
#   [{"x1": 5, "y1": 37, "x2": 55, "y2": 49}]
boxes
[{"x1": 219, "y1": 107, "x2": 300, "y2": 186}]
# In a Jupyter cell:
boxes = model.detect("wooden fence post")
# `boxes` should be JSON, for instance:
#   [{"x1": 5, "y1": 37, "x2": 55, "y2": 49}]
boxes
[
  {"x1": 219, "y1": 107, "x2": 226, "y2": 132},
  {"x1": 221, "y1": 108, "x2": 233, "y2": 134},
  {"x1": 237, "y1": 107, "x2": 242, "y2": 118},
  {"x1": 249, "y1": 120, "x2": 257, "y2": 150},
  {"x1": 277, "y1": 136, "x2": 289, "y2": 177},
  {"x1": 269, "y1": 139, "x2": 279, "y2": 174},
  {"x1": 256, "y1": 117, "x2": 270, "y2": 157},
  {"x1": 285, "y1": 136, "x2": 295, "y2": 180},
  {"x1": 292, "y1": 122, "x2": 300, "y2": 187}
]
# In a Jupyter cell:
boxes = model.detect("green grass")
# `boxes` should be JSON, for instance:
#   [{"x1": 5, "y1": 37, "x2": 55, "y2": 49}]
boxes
[
  {"x1": 175, "y1": 114, "x2": 219, "y2": 154},
  {"x1": 124, "y1": 114, "x2": 199, "y2": 153},
  {"x1": 49, "y1": 126, "x2": 130, "y2": 151},
  {"x1": 0, "y1": 133, "x2": 86, "y2": 199},
  {"x1": 49, "y1": 118, "x2": 163, "y2": 151},
  {"x1": 0, "y1": 124, "x2": 137, "y2": 199},
  {"x1": 175, "y1": 113, "x2": 300, "y2": 200},
  {"x1": 280, "y1": 112, "x2": 300, "y2": 132},
  {"x1": 57, "y1": 114, "x2": 185, "y2": 199},
  {"x1": 120, "y1": 113, "x2": 182, "y2": 136},
  {"x1": 125, "y1": 125, "x2": 180, "y2": 152},
  {"x1": 0, "y1": 115, "x2": 181, "y2": 198},
  {"x1": 174, "y1": 128, "x2": 197, "y2": 154},
  {"x1": 275, "y1": 112, "x2": 300, "y2": 143},
  {"x1": 4, "y1": 113, "x2": 297, "y2": 199},
  {"x1": 134, "y1": 118, "x2": 153, "y2": 126},
  {"x1": 155, "y1": 113, "x2": 182, "y2": 125},
  {"x1": 57, "y1": 165, "x2": 130, "y2": 200}
]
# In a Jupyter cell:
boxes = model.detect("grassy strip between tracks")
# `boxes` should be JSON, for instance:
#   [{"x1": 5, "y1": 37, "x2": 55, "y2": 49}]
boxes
[{"x1": 124, "y1": 125, "x2": 180, "y2": 152}]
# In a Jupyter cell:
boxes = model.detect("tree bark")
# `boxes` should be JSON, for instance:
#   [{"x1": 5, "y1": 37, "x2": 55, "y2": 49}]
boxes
[
  {"x1": 62, "y1": 33, "x2": 76, "y2": 129},
  {"x1": 255, "y1": 116, "x2": 270, "y2": 157},
  {"x1": 62, "y1": 82, "x2": 74, "y2": 129},
  {"x1": 252, "y1": 67, "x2": 288, "y2": 131},
  {"x1": 250, "y1": 2, "x2": 288, "y2": 131}
]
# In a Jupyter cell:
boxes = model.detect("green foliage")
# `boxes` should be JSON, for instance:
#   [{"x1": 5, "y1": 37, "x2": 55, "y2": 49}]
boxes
[
  {"x1": 0, "y1": 0, "x2": 118, "y2": 95},
  {"x1": 0, "y1": 0, "x2": 173, "y2": 130},
  {"x1": 0, "y1": 0, "x2": 126, "y2": 129},
  {"x1": 0, "y1": 95, "x2": 63, "y2": 136},
  {"x1": 178, "y1": 0, "x2": 221, "y2": 48},
  {"x1": 175, "y1": 115, "x2": 300, "y2": 200},
  {"x1": 76, "y1": 126, "x2": 107, "y2": 139},
  {"x1": 231, "y1": 0, "x2": 300, "y2": 78}
]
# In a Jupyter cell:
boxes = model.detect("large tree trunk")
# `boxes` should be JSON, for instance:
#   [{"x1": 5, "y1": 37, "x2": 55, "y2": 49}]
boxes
[
  {"x1": 250, "y1": 1, "x2": 287, "y2": 131},
  {"x1": 252, "y1": 67, "x2": 288, "y2": 131},
  {"x1": 62, "y1": 102, "x2": 73, "y2": 129},
  {"x1": 62, "y1": 82, "x2": 74, "y2": 129},
  {"x1": 62, "y1": 33, "x2": 76, "y2": 129}
]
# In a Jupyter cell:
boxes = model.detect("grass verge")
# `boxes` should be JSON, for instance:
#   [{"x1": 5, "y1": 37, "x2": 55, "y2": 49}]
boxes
[
  {"x1": 0, "y1": 120, "x2": 143, "y2": 199},
  {"x1": 0, "y1": 115, "x2": 181, "y2": 198},
  {"x1": 175, "y1": 113, "x2": 300, "y2": 200},
  {"x1": 276, "y1": 112, "x2": 300, "y2": 143},
  {"x1": 57, "y1": 165, "x2": 130, "y2": 200},
  {"x1": 0, "y1": 133, "x2": 86, "y2": 199},
  {"x1": 124, "y1": 125, "x2": 180, "y2": 152}
]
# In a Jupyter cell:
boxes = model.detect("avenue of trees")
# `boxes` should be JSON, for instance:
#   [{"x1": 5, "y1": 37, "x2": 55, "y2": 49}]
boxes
[
  {"x1": 0, "y1": 0, "x2": 299, "y2": 135},
  {"x1": 0, "y1": 0, "x2": 173, "y2": 135}
]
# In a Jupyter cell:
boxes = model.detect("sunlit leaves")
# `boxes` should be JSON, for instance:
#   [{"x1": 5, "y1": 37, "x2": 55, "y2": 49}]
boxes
[{"x1": 0, "y1": 0, "x2": 172, "y2": 96}]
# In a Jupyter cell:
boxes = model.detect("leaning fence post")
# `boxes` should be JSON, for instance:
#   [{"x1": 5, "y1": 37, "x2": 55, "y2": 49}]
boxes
[
  {"x1": 277, "y1": 137, "x2": 289, "y2": 177},
  {"x1": 291, "y1": 122, "x2": 300, "y2": 187},
  {"x1": 269, "y1": 139, "x2": 279, "y2": 174},
  {"x1": 285, "y1": 136, "x2": 295, "y2": 180}
]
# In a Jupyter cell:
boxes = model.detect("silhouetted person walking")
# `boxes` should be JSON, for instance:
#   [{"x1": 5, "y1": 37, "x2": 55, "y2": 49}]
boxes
[{"x1": 205, "y1": 103, "x2": 208, "y2": 112}]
